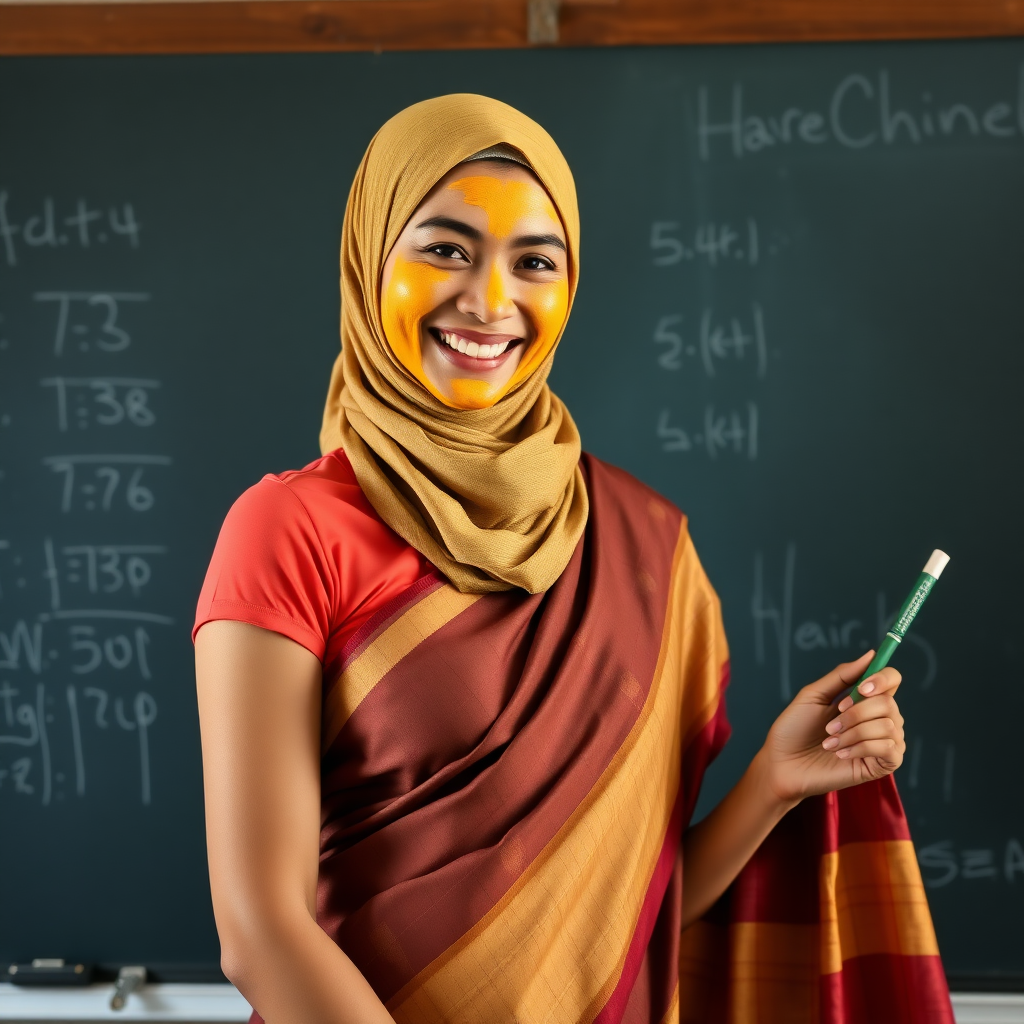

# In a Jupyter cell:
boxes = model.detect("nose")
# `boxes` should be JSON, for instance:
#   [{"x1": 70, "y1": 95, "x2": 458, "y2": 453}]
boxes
[{"x1": 457, "y1": 260, "x2": 515, "y2": 323}]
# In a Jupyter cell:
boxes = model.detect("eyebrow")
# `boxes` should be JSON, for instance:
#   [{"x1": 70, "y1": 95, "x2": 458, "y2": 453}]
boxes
[
  {"x1": 414, "y1": 216, "x2": 567, "y2": 253},
  {"x1": 511, "y1": 232, "x2": 566, "y2": 252},
  {"x1": 414, "y1": 215, "x2": 482, "y2": 240}
]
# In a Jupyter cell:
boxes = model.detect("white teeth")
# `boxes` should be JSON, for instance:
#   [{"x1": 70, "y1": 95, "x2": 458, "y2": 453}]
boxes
[{"x1": 437, "y1": 330, "x2": 511, "y2": 359}]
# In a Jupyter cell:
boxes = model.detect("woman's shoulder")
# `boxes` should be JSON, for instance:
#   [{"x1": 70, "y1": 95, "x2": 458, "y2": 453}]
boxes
[
  {"x1": 235, "y1": 448, "x2": 376, "y2": 529},
  {"x1": 580, "y1": 452, "x2": 685, "y2": 529}
]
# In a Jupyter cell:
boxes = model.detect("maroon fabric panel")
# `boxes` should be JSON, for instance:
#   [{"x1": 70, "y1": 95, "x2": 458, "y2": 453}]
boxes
[
  {"x1": 719, "y1": 794, "x2": 831, "y2": 925},
  {"x1": 834, "y1": 954, "x2": 954, "y2": 1024},
  {"x1": 315, "y1": 455, "x2": 689, "y2": 1002},
  {"x1": 835, "y1": 775, "x2": 912, "y2": 845}
]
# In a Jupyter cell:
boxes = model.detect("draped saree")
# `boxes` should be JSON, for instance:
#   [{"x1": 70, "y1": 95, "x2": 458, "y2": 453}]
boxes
[{"x1": 244, "y1": 454, "x2": 953, "y2": 1024}]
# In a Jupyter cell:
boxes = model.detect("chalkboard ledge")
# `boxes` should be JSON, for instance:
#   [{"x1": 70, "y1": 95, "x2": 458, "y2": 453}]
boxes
[
  {"x1": 0, "y1": 986, "x2": 1020, "y2": 1022},
  {"x1": 0, "y1": 982, "x2": 251, "y2": 1021}
]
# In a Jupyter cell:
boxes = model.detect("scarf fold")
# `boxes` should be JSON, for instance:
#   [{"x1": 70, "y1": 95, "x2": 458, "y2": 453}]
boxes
[{"x1": 320, "y1": 94, "x2": 587, "y2": 594}]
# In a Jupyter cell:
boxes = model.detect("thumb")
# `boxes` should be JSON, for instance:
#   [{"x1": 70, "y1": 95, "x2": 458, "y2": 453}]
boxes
[{"x1": 802, "y1": 650, "x2": 874, "y2": 705}]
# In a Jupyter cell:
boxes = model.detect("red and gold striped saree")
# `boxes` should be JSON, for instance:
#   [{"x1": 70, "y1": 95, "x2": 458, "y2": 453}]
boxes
[{"x1": 289, "y1": 454, "x2": 952, "y2": 1024}]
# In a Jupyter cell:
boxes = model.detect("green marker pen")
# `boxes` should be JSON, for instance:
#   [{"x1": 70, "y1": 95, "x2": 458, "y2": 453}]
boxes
[{"x1": 850, "y1": 549, "x2": 950, "y2": 704}]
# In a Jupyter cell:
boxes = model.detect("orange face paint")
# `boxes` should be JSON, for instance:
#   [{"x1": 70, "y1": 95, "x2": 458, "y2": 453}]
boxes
[
  {"x1": 380, "y1": 255, "x2": 453, "y2": 405},
  {"x1": 381, "y1": 173, "x2": 570, "y2": 410},
  {"x1": 445, "y1": 176, "x2": 570, "y2": 405}
]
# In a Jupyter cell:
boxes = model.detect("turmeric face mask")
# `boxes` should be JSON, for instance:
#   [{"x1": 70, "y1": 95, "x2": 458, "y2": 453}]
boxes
[{"x1": 380, "y1": 163, "x2": 570, "y2": 410}]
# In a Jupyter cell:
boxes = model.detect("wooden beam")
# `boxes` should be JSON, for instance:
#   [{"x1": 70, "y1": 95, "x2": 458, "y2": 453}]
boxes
[{"x1": 2, "y1": 0, "x2": 1023, "y2": 56}]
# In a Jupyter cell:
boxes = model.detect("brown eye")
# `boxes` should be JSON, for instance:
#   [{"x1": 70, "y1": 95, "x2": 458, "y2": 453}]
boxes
[
  {"x1": 519, "y1": 255, "x2": 555, "y2": 271},
  {"x1": 428, "y1": 243, "x2": 468, "y2": 262}
]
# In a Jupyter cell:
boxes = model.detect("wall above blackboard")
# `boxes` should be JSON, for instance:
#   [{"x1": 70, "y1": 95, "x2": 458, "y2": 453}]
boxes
[{"x1": 2, "y1": 0, "x2": 1024, "y2": 57}]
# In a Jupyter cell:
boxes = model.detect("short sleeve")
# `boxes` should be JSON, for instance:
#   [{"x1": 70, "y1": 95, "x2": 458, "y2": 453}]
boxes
[{"x1": 193, "y1": 477, "x2": 336, "y2": 660}]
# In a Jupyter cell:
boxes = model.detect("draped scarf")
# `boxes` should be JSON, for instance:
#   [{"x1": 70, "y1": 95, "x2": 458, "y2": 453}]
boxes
[{"x1": 320, "y1": 94, "x2": 587, "y2": 594}]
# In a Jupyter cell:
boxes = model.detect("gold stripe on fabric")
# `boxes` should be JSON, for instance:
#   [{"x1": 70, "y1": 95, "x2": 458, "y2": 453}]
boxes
[
  {"x1": 322, "y1": 586, "x2": 481, "y2": 751},
  {"x1": 389, "y1": 528, "x2": 724, "y2": 1024},
  {"x1": 831, "y1": 840, "x2": 939, "y2": 959},
  {"x1": 819, "y1": 850, "x2": 843, "y2": 975},
  {"x1": 729, "y1": 922, "x2": 820, "y2": 1024}
]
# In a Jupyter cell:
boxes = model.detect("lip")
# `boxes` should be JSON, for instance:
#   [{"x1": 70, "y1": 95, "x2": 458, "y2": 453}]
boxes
[{"x1": 427, "y1": 326, "x2": 524, "y2": 371}]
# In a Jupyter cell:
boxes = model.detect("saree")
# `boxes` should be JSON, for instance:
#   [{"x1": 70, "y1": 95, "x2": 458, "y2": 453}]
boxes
[{"x1": 248, "y1": 454, "x2": 952, "y2": 1024}]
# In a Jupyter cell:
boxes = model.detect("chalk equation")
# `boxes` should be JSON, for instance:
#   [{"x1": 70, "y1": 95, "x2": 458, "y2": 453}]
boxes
[
  {"x1": 41, "y1": 377, "x2": 159, "y2": 431},
  {"x1": 918, "y1": 838, "x2": 1024, "y2": 888},
  {"x1": 653, "y1": 305, "x2": 768, "y2": 378},
  {"x1": 33, "y1": 291, "x2": 150, "y2": 356},
  {"x1": 657, "y1": 404, "x2": 758, "y2": 459},
  {"x1": 752, "y1": 543, "x2": 938, "y2": 700},
  {"x1": 42, "y1": 540, "x2": 167, "y2": 603},
  {"x1": 0, "y1": 193, "x2": 140, "y2": 267},
  {"x1": 42, "y1": 454, "x2": 171, "y2": 513},
  {"x1": 698, "y1": 66, "x2": 1024, "y2": 160},
  {"x1": 650, "y1": 219, "x2": 761, "y2": 267},
  {"x1": 0, "y1": 681, "x2": 157, "y2": 805}
]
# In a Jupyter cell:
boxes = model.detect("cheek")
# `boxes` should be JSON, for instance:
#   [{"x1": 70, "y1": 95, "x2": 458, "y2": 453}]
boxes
[
  {"x1": 531, "y1": 279, "x2": 570, "y2": 341},
  {"x1": 381, "y1": 258, "x2": 451, "y2": 369}
]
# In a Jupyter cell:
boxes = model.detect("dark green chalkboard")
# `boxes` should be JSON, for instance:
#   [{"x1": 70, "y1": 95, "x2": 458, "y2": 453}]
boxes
[{"x1": 1, "y1": 39, "x2": 1022, "y2": 989}]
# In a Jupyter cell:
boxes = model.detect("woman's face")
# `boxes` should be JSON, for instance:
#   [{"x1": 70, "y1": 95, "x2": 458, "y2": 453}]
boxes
[{"x1": 380, "y1": 160, "x2": 570, "y2": 410}]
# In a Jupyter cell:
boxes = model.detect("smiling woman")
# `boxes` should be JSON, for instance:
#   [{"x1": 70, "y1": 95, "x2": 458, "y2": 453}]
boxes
[{"x1": 193, "y1": 93, "x2": 952, "y2": 1024}]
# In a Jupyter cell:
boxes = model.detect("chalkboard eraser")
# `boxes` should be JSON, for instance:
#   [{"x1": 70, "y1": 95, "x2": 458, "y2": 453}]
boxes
[{"x1": 7, "y1": 959, "x2": 94, "y2": 986}]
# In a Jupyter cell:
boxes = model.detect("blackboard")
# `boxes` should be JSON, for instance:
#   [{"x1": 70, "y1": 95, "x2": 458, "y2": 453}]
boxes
[{"x1": 1, "y1": 39, "x2": 1022, "y2": 989}]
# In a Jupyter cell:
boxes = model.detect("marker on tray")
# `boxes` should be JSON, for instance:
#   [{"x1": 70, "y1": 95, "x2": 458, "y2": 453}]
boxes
[{"x1": 851, "y1": 549, "x2": 950, "y2": 704}]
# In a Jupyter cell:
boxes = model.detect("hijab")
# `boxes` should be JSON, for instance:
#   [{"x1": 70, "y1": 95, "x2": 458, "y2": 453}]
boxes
[{"x1": 320, "y1": 94, "x2": 588, "y2": 594}]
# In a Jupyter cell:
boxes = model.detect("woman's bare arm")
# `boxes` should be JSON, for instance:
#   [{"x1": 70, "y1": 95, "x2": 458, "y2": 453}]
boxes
[
  {"x1": 195, "y1": 620, "x2": 395, "y2": 1024},
  {"x1": 681, "y1": 651, "x2": 906, "y2": 928}
]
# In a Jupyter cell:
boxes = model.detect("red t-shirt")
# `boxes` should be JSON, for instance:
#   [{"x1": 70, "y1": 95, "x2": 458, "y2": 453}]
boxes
[{"x1": 193, "y1": 450, "x2": 434, "y2": 678}]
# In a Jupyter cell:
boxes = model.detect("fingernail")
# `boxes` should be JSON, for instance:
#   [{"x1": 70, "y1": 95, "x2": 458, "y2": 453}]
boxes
[
  {"x1": 822, "y1": 736, "x2": 839, "y2": 750},
  {"x1": 838, "y1": 697, "x2": 853, "y2": 713},
  {"x1": 836, "y1": 748, "x2": 852, "y2": 759},
  {"x1": 825, "y1": 719, "x2": 843, "y2": 735},
  {"x1": 859, "y1": 680, "x2": 876, "y2": 695}
]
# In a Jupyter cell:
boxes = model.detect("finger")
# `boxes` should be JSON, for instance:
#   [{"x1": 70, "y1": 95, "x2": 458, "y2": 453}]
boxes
[
  {"x1": 823, "y1": 717, "x2": 902, "y2": 752},
  {"x1": 851, "y1": 666, "x2": 902, "y2": 702},
  {"x1": 801, "y1": 650, "x2": 875, "y2": 704},
  {"x1": 833, "y1": 737, "x2": 903, "y2": 766},
  {"x1": 828, "y1": 693, "x2": 903, "y2": 732}
]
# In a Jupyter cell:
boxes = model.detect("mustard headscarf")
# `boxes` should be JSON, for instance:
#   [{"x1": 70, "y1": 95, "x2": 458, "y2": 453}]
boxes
[{"x1": 320, "y1": 94, "x2": 588, "y2": 595}]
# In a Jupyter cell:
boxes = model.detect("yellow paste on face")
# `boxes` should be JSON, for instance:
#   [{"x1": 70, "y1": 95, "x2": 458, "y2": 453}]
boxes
[
  {"x1": 381, "y1": 174, "x2": 570, "y2": 410},
  {"x1": 380, "y1": 256, "x2": 453, "y2": 405}
]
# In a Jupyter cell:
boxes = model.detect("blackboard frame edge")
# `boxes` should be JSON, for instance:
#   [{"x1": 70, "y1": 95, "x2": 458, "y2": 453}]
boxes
[{"x1": 2, "y1": 0, "x2": 1024, "y2": 58}]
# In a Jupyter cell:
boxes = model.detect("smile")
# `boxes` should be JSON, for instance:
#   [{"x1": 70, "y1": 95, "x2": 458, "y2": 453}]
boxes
[{"x1": 428, "y1": 327, "x2": 522, "y2": 367}]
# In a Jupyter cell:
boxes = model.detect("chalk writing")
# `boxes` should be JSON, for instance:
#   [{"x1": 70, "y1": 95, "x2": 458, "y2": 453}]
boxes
[
  {"x1": 41, "y1": 377, "x2": 159, "y2": 431},
  {"x1": 33, "y1": 292, "x2": 150, "y2": 356},
  {"x1": 650, "y1": 219, "x2": 760, "y2": 266},
  {"x1": 752, "y1": 543, "x2": 938, "y2": 700},
  {"x1": 657, "y1": 404, "x2": 758, "y2": 460},
  {"x1": 698, "y1": 66, "x2": 1024, "y2": 159},
  {"x1": 918, "y1": 839, "x2": 1024, "y2": 888},
  {"x1": 0, "y1": 193, "x2": 140, "y2": 267},
  {"x1": 653, "y1": 305, "x2": 768, "y2": 377},
  {"x1": 42, "y1": 454, "x2": 170, "y2": 513}
]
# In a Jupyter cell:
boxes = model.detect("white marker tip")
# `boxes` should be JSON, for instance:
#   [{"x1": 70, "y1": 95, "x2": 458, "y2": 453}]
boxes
[{"x1": 922, "y1": 549, "x2": 950, "y2": 579}]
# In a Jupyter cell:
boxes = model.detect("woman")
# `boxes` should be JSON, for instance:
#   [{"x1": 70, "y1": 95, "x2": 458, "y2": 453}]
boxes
[{"x1": 194, "y1": 94, "x2": 951, "y2": 1024}]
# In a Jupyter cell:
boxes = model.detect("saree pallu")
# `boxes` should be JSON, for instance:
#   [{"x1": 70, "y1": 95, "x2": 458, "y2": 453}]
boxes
[{"x1": 265, "y1": 454, "x2": 952, "y2": 1024}]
